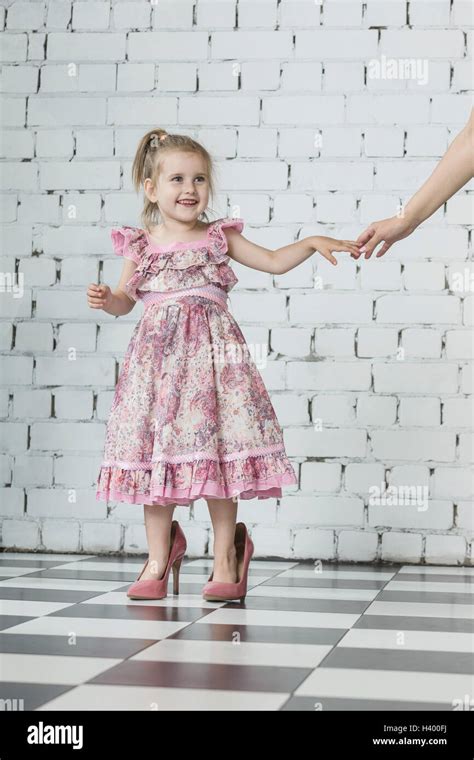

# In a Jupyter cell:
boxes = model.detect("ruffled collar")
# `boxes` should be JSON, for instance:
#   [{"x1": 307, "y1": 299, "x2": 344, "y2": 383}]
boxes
[
  {"x1": 143, "y1": 225, "x2": 212, "y2": 253},
  {"x1": 138, "y1": 219, "x2": 233, "y2": 272},
  {"x1": 123, "y1": 219, "x2": 233, "y2": 297}
]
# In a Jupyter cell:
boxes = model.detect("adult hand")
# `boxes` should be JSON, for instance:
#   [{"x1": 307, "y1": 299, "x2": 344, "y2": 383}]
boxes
[
  {"x1": 355, "y1": 216, "x2": 418, "y2": 259},
  {"x1": 355, "y1": 108, "x2": 474, "y2": 261}
]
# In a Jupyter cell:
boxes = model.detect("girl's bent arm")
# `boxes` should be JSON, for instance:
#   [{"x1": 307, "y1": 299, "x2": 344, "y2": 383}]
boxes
[
  {"x1": 87, "y1": 258, "x2": 137, "y2": 316},
  {"x1": 104, "y1": 289, "x2": 136, "y2": 317},
  {"x1": 106, "y1": 258, "x2": 138, "y2": 315}
]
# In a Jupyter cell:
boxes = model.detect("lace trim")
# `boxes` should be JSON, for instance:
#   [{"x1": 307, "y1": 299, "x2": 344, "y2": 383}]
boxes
[
  {"x1": 102, "y1": 443, "x2": 286, "y2": 470},
  {"x1": 140, "y1": 284, "x2": 229, "y2": 309}
]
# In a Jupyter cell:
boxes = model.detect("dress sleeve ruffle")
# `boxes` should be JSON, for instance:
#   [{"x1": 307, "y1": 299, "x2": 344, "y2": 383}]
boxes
[
  {"x1": 110, "y1": 226, "x2": 145, "y2": 265},
  {"x1": 209, "y1": 217, "x2": 244, "y2": 254}
]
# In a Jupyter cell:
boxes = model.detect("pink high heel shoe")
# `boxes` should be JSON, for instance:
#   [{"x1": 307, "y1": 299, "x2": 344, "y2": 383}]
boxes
[
  {"x1": 202, "y1": 522, "x2": 254, "y2": 602},
  {"x1": 127, "y1": 520, "x2": 187, "y2": 600}
]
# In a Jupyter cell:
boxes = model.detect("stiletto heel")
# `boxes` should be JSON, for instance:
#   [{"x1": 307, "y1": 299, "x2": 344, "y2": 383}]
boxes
[
  {"x1": 127, "y1": 520, "x2": 187, "y2": 600},
  {"x1": 172, "y1": 556, "x2": 183, "y2": 594},
  {"x1": 202, "y1": 522, "x2": 254, "y2": 603}
]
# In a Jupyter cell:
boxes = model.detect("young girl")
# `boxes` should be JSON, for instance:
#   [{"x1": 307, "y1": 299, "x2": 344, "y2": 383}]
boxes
[{"x1": 88, "y1": 129, "x2": 362, "y2": 603}]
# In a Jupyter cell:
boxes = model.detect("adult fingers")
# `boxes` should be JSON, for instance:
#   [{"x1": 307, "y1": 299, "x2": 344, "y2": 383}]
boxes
[
  {"x1": 375, "y1": 241, "x2": 393, "y2": 257},
  {"x1": 355, "y1": 225, "x2": 377, "y2": 247},
  {"x1": 361, "y1": 233, "x2": 384, "y2": 259}
]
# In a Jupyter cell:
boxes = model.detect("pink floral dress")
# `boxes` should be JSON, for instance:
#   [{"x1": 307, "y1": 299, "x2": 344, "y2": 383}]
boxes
[{"x1": 95, "y1": 217, "x2": 297, "y2": 506}]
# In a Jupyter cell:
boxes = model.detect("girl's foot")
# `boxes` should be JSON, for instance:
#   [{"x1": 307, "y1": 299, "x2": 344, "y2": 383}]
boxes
[
  {"x1": 140, "y1": 557, "x2": 169, "y2": 581},
  {"x1": 212, "y1": 545, "x2": 238, "y2": 583},
  {"x1": 140, "y1": 536, "x2": 171, "y2": 581}
]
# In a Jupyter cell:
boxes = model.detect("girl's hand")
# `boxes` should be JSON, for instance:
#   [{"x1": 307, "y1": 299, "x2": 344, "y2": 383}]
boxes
[
  {"x1": 313, "y1": 236, "x2": 363, "y2": 266},
  {"x1": 87, "y1": 283, "x2": 113, "y2": 310}
]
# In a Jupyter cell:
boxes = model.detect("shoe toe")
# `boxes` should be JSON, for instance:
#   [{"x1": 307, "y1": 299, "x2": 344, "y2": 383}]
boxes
[
  {"x1": 127, "y1": 579, "x2": 166, "y2": 599},
  {"x1": 202, "y1": 580, "x2": 240, "y2": 599}
]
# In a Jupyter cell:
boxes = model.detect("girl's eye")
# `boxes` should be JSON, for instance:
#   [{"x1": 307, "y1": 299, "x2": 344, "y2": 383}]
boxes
[{"x1": 171, "y1": 176, "x2": 206, "y2": 182}]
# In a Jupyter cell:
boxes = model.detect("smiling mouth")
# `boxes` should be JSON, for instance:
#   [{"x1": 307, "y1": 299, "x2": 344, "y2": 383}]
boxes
[{"x1": 177, "y1": 200, "x2": 198, "y2": 206}]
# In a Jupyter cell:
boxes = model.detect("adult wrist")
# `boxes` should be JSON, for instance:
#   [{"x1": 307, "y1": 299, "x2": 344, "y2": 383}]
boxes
[{"x1": 401, "y1": 207, "x2": 423, "y2": 233}]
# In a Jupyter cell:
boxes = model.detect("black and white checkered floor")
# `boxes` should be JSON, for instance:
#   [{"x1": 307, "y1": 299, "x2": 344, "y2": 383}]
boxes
[{"x1": 0, "y1": 552, "x2": 472, "y2": 711}]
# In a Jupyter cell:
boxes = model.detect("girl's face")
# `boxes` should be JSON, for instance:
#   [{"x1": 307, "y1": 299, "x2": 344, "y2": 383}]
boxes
[{"x1": 144, "y1": 151, "x2": 210, "y2": 224}]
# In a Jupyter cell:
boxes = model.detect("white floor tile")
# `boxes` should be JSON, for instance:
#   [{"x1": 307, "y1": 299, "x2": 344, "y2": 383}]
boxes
[
  {"x1": 36, "y1": 683, "x2": 289, "y2": 711},
  {"x1": 86, "y1": 592, "x2": 224, "y2": 607},
  {"x1": 0, "y1": 600, "x2": 76, "y2": 616},
  {"x1": 185, "y1": 559, "x2": 298, "y2": 570},
  {"x1": 1, "y1": 616, "x2": 192, "y2": 640},
  {"x1": 386, "y1": 580, "x2": 474, "y2": 594},
  {"x1": 0, "y1": 578, "x2": 127, "y2": 592},
  {"x1": 248, "y1": 585, "x2": 379, "y2": 601},
  {"x1": 278, "y1": 569, "x2": 396, "y2": 581},
  {"x1": 366, "y1": 601, "x2": 474, "y2": 619},
  {"x1": 294, "y1": 667, "x2": 474, "y2": 704},
  {"x1": 399, "y1": 566, "x2": 474, "y2": 577},
  {"x1": 195, "y1": 608, "x2": 360, "y2": 629},
  {"x1": 337, "y1": 628, "x2": 474, "y2": 653},
  {"x1": 131, "y1": 638, "x2": 333, "y2": 667},
  {"x1": 0, "y1": 567, "x2": 54, "y2": 578},
  {"x1": 0, "y1": 653, "x2": 120, "y2": 685},
  {"x1": 0, "y1": 553, "x2": 96, "y2": 561},
  {"x1": 51, "y1": 561, "x2": 149, "y2": 572}
]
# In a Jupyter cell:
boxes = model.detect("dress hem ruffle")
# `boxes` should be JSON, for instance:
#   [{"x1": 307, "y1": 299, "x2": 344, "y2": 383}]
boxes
[{"x1": 96, "y1": 471, "x2": 297, "y2": 506}]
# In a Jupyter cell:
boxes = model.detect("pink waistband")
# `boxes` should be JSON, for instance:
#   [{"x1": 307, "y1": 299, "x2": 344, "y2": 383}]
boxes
[{"x1": 140, "y1": 285, "x2": 229, "y2": 310}]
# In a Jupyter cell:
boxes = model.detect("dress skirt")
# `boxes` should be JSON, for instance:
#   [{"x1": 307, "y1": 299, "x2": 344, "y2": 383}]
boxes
[{"x1": 96, "y1": 289, "x2": 297, "y2": 506}]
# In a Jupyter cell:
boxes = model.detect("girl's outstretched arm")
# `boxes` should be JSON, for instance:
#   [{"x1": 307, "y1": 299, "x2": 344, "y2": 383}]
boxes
[
  {"x1": 87, "y1": 258, "x2": 137, "y2": 316},
  {"x1": 225, "y1": 228, "x2": 362, "y2": 273}
]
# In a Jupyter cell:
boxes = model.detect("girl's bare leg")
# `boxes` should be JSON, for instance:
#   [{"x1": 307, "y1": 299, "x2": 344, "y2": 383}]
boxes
[
  {"x1": 206, "y1": 497, "x2": 238, "y2": 583},
  {"x1": 139, "y1": 503, "x2": 176, "y2": 580}
]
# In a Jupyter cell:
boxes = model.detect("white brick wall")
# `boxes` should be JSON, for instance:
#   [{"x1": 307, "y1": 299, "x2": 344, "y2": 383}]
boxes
[{"x1": 0, "y1": 0, "x2": 472, "y2": 566}]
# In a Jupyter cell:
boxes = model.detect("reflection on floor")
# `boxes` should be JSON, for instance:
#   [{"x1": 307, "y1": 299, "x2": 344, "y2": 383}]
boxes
[{"x1": 0, "y1": 552, "x2": 472, "y2": 711}]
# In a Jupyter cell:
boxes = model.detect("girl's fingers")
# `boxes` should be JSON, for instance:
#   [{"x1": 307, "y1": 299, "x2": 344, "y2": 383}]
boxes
[
  {"x1": 87, "y1": 284, "x2": 109, "y2": 308},
  {"x1": 334, "y1": 243, "x2": 361, "y2": 254},
  {"x1": 88, "y1": 284, "x2": 108, "y2": 293},
  {"x1": 88, "y1": 296, "x2": 106, "y2": 305},
  {"x1": 321, "y1": 251, "x2": 338, "y2": 265}
]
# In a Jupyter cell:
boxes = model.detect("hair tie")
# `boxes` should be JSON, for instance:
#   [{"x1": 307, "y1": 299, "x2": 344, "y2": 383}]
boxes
[{"x1": 148, "y1": 132, "x2": 168, "y2": 150}]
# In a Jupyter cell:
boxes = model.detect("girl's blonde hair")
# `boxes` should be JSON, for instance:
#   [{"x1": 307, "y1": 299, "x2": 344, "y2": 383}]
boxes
[{"x1": 131, "y1": 128, "x2": 216, "y2": 231}]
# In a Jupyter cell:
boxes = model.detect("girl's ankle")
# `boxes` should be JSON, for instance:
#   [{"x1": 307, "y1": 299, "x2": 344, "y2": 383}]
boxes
[{"x1": 213, "y1": 545, "x2": 237, "y2": 563}]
